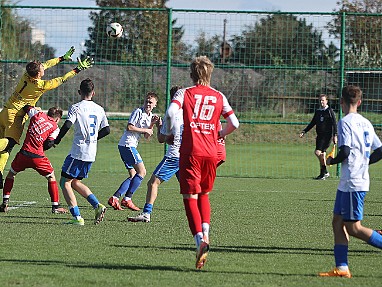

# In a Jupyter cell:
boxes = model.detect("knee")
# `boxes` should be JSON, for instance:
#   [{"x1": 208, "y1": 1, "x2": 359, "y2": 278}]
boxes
[
  {"x1": 137, "y1": 168, "x2": 146, "y2": 178},
  {"x1": 344, "y1": 222, "x2": 361, "y2": 237},
  {"x1": 315, "y1": 150, "x2": 321, "y2": 157},
  {"x1": 147, "y1": 176, "x2": 160, "y2": 188},
  {"x1": 147, "y1": 177, "x2": 154, "y2": 188},
  {"x1": 45, "y1": 171, "x2": 55, "y2": 180}
]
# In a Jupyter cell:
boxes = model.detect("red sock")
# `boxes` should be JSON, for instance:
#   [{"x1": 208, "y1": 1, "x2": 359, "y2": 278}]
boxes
[
  {"x1": 198, "y1": 193, "x2": 211, "y2": 224},
  {"x1": 3, "y1": 177, "x2": 14, "y2": 198},
  {"x1": 48, "y1": 181, "x2": 59, "y2": 204},
  {"x1": 183, "y1": 198, "x2": 202, "y2": 236}
]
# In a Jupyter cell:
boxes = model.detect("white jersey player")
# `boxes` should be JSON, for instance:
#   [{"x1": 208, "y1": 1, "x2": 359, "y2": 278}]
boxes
[
  {"x1": 319, "y1": 85, "x2": 382, "y2": 278},
  {"x1": 127, "y1": 86, "x2": 183, "y2": 223},
  {"x1": 66, "y1": 100, "x2": 109, "y2": 162},
  {"x1": 108, "y1": 92, "x2": 160, "y2": 212},
  {"x1": 54, "y1": 78, "x2": 110, "y2": 226}
]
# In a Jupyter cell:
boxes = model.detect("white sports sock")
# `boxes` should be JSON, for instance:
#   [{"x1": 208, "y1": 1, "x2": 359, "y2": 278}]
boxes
[
  {"x1": 202, "y1": 223, "x2": 210, "y2": 239},
  {"x1": 194, "y1": 232, "x2": 203, "y2": 248},
  {"x1": 337, "y1": 266, "x2": 349, "y2": 271}
]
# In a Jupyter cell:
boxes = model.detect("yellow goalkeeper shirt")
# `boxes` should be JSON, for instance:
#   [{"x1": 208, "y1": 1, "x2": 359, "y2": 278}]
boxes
[{"x1": 4, "y1": 57, "x2": 76, "y2": 114}]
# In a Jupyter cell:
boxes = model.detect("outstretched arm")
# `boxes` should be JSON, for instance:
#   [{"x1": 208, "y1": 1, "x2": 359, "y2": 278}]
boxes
[{"x1": 41, "y1": 56, "x2": 94, "y2": 92}]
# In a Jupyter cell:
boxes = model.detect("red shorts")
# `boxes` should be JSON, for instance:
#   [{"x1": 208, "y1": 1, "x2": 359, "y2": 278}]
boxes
[
  {"x1": 11, "y1": 152, "x2": 54, "y2": 177},
  {"x1": 179, "y1": 154, "x2": 217, "y2": 194}
]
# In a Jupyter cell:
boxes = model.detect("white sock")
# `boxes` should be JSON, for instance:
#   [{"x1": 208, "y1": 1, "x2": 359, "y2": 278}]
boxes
[
  {"x1": 194, "y1": 232, "x2": 203, "y2": 248},
  {"x1": 202, "y1": 222, "x2": 210, "y2": 239},
  {"x1": 337, "y1": 266, "x2": 349, "y2": 271}
]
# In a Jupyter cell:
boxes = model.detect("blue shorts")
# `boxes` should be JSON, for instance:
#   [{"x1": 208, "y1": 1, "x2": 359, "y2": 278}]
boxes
[
  {"x1": 153, "y1": 156, "x2": 179, "y2": 182},
  {"x1": 61, "y1": 155, "x2": 93, "y2": 180},
  {"x1": 118, "y1": 145, "x2": 143, "y2": 169},
  {"x1": 333, "y1": 189, "x2": 366, "y2": 221}
]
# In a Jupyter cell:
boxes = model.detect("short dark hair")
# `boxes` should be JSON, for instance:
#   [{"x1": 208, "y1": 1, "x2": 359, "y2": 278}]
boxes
[
  {"x1": 47, "y1": 107, "x2": 63, "y2": 119},
  {"x1": 26, "y1": 60, "x2": 41, "y2": 78},
  {"x1": 170, "y1": 86, "x2": 182, "y2": 100},
  {"x1": 146, "y1": 91, "x2": 158, "y2": 102},
  {"x1": 80, "y1": 78, "x2": 94, "y2": 96},
  {"x1": 342, "y1": 85, "x2": 362, "y2": 105}
]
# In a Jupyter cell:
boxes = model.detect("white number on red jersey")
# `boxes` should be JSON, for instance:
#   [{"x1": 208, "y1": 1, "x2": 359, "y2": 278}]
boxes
[{"x1": 192, "y1": 94, "x2": 217, "y2": 120}]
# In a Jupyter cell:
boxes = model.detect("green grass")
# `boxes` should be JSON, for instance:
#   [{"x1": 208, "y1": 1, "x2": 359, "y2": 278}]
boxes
[{"x1": 1, "y1": 165, "x2": 382, "y2": 286}]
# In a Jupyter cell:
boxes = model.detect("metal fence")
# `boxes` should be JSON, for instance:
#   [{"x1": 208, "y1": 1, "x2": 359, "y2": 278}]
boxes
[{"x1": 1, "y1": 5, "x2": 382, "y2": 178}]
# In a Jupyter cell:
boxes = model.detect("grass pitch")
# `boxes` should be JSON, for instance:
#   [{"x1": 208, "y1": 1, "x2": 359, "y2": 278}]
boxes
[
  {"x1": 1, "y1": 170, "x2": 382, "y2": 286},
  {"x1": 0, "y1": 137, "x2": 382, "y2": 286}
]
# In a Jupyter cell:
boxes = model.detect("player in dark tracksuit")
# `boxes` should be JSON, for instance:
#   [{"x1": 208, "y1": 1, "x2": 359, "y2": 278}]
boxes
[{"x1": 300, "y1": 94, "x2": 337, "y2": 180}]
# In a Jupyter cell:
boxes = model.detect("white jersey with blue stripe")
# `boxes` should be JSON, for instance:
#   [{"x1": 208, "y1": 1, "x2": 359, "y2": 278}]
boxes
[
  {"x1": 160, "y1": 108, "x2": 183, "y2": 158},
  {"x1": 338, "y1": 112, "x2": 382, "y2": 192},
  {"x1": 118, "y1": 107, "x2": 153, "y2": 148},
  {"x1": 67, "y1": 100, "x2": 109, "y2": 162}
]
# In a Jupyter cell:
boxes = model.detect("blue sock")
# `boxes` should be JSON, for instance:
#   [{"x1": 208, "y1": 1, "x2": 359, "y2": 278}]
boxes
[
  {"x1": 125, "y1": 174, "x2": 143, "y2": 198},
  {"x1": 114, "y1": 177, "x2": 132, "y2": 198},
  {"x1": 70, "y1": 206, "x2": 81, "y2": 218},
  {"x1": 334, "y1": 244, "x2": 348, "y2": 267},
  {"x1": 86, "y1": 194, "x2": 99, "y2": 209},
  {"x1": 367, "y1": 231, "x2": 382, "y2": 249},
  {"x1": 143, "y1": 203, "x2": 153, "y2": 214}
]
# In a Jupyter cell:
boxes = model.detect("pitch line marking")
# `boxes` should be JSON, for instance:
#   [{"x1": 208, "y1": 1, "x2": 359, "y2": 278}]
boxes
[{"x1": 7, "y1": 201, "x2": 37, "y2": 211}]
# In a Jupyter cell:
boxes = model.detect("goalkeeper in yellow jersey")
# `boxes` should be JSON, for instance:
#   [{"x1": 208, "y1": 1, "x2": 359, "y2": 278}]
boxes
[{"x1": 0, "y1": 46, "x2": 94, "y2": 188}]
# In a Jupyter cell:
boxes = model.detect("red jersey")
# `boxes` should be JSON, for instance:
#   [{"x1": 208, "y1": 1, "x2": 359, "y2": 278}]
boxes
[
  {"x1": 172, "y1": 85, "x2": 234, "y2": 157},
  {"x1": 22, "y1": 107, "x2": 59, "y2": 157}
]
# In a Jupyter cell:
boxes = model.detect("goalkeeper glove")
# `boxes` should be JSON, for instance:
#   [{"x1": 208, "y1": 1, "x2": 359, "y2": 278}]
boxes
[
  {"x1": 74, "y1": 56, "x2": 94, "y2": 73},
  {"x1": 60, "y1": 46, "x2": 75, "y2": 61}
]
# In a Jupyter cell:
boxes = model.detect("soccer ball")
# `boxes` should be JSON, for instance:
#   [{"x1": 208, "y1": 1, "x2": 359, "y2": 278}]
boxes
[{"x1": 106, "y1": 22, "x2": 123, "y2": 38}]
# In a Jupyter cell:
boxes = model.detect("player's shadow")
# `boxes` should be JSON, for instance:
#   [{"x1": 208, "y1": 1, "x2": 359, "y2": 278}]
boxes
[
  {"x1": 1, "y1": 256, "x2": 381, "y2": 278},
  {"x1": 112, "y1": 243, "x2": 380, "y2": 257}
]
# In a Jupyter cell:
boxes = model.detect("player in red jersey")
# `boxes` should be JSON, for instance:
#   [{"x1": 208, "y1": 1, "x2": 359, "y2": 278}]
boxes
[
  {"x1": 165, "y1": 56, "x2": 239, "y2": 269},
  {"x1": 0, "y1": 105, "x2": 67, "y2": 214}
]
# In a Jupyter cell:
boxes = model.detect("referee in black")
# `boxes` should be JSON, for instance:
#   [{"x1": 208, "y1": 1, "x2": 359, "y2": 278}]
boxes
[{"x1": 300, "y1": 94, "x2": 337, "y2": 180}]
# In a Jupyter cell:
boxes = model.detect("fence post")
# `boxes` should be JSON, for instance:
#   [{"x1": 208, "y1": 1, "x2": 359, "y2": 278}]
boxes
[
  {"x1": 336, "y1": 11, "x2": 346, "y2": 177},
  {"x1": 164, "y1": 8, "x2": 173, "y2": 155}
]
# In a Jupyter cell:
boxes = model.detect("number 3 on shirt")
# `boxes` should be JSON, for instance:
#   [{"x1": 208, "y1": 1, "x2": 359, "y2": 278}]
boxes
[
  {"x1": 89, "y1": 115, "x2": 97, "y2": 136},
  {"x1": 364, "y1": 131, "x2": 371, "y2": 158},
  {"x1": 192, "y1": 94, "x2": 216, "y2": 120}
]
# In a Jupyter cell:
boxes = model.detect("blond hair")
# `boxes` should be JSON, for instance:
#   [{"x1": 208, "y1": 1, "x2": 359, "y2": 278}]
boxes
[{"x1": 190, "y1": 56, "x2": 214, "y2": 86}]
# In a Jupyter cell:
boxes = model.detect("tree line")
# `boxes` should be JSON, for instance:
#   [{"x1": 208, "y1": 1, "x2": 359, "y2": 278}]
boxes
[{"x1": 1, "y1": 0, "x2": 382, "y2": 67}]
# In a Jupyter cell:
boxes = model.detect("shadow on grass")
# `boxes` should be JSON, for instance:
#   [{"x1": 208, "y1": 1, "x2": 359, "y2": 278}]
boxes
[
  {"x1": 112, "y1": 243, "x2": 380, "y2": 257},
  {"x1": 0, "y1": 257, "x2": 381, "y2": 278}
]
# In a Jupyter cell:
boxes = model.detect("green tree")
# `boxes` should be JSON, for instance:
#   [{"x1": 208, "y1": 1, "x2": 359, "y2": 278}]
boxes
[
  {"x1": 0, "y1": 0, "x2": 56, "y2": 60},
  {"x1": 84, "y1": 0, "x2": 184, "y2": 62},
  {"x1": 328, "y1": 0, "x2": 382, "y2": 63},
  {"x1": 192, "y1": 31, "x2": 221, "y2": 61},
  {"x1": 232, "y1": 13, "x2": 330, "y2": 67}
]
